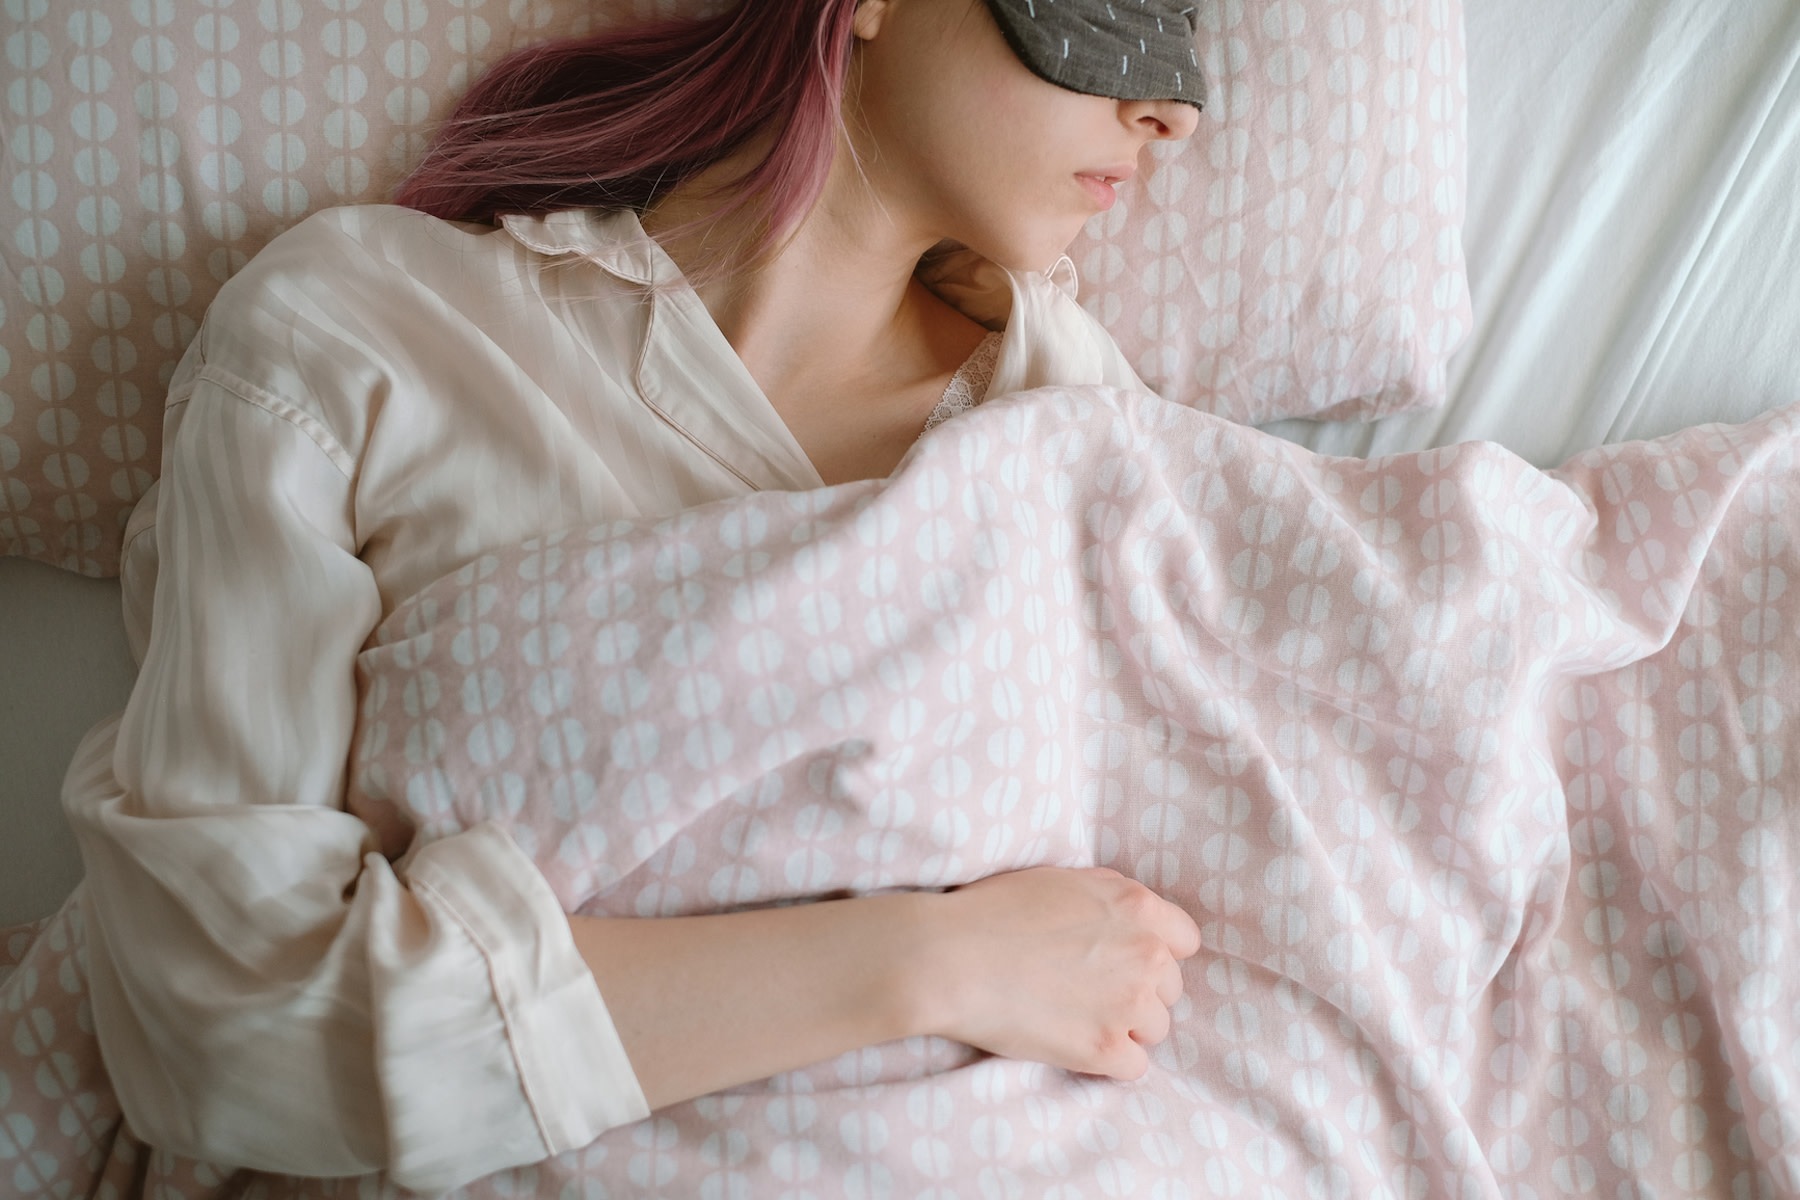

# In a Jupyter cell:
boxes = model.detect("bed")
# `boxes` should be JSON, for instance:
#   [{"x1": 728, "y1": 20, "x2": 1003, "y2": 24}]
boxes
[{"x1": 2, "y1": 0, "x2": 1796, "y2": 1195}]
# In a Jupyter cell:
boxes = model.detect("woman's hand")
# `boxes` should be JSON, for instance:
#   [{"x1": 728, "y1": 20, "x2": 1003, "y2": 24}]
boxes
[{"x1": 917, "y1": 867, "x2": 1202, "y2": 1081}]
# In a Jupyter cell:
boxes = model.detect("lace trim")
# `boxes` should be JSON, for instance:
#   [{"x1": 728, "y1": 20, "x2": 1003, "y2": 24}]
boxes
[{"x1": 922, "y1": 331, "x2": 1004, "y2": 434}]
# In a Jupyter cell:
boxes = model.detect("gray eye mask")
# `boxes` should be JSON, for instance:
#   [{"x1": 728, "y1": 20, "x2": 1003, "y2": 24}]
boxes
[{"x1": 979, "y1": 0, "x2": 1205, "y2": 111}]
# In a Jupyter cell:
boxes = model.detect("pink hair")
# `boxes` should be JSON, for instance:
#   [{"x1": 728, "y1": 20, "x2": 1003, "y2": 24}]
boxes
[{"x1": 393, "y1": 0, "x2": 864, "y2": 285}]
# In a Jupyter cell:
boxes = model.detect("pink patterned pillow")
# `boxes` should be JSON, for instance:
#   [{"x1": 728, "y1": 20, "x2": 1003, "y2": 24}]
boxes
[
  {"x1": 0, "y1": 0, "x2": 1466, "y2": 576},
  {"x1": 1068, "y1": 0, "x2": 1469, "y2": 424}
]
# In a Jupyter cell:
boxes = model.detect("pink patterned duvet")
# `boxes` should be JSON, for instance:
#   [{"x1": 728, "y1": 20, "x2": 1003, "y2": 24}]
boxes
[{"x1": 5, "y1": 386, "x2": 1798, "y2": 1198}]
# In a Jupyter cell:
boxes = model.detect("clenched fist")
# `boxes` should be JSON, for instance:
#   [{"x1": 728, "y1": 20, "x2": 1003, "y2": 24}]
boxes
[{"x1": 917, "y1": 867, "x2": 1202, "y2": 1079}]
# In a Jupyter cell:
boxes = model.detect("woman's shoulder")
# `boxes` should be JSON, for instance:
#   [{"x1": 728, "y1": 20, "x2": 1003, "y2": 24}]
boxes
[
  {"x1": 176, "y1": 206, "x2": 618, "y2": 468},
  {"x1": 195, "y1": 205, "x2": 619, "y2": 384},
  {"x1": 189, "y1": 207, "x2": 480, "y2": 393},
  {"x1": 215, "y1": 205, "x2": 506, "y2": 308}
]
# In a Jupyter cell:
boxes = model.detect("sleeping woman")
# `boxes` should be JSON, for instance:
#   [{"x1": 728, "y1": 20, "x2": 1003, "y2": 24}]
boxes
[{"x1": 61, "y1": 0, "x2": 1208, "y2": 1190}]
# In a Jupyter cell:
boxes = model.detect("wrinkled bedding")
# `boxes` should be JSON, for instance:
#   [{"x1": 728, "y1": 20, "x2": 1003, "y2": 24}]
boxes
[{"x1": 5, "y1": 385, "x2": 1798, "y2": 1198}]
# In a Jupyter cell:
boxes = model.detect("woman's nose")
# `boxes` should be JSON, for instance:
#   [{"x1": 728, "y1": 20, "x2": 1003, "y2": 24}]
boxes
[{"x1": 1123, "y1": 98, "x2": 1202, "y2": 143}]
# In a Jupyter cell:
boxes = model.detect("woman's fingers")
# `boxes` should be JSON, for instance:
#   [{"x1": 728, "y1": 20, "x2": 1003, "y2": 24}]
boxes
[
  {"x1": 1155, "y1": 895, "x2": 1203, "y2": 959},
  {"x1": 1093, "y1": 1030, "x2": 1152, "y2": 1081},
  {"x1": 1155, "y1": 954, "x2": 1185, "y2": 1009},
  {"x1": 1130, "y1": 990, "x2": 1173, "y2": 1048},
  {"x1": 1089, "y1": 868, "x2": 1201, "y2": 960}
]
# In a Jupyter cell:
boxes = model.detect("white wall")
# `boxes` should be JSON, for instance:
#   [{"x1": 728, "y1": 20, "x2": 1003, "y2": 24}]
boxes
[{"x1": 0, "y1": 558, "x2": 137, "y2": 927}]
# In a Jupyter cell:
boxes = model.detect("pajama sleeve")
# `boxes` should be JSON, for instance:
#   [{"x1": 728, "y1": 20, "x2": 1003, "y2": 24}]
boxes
[{"x1": 62, "y1": 371, "x2": 648, "y2": 1193}]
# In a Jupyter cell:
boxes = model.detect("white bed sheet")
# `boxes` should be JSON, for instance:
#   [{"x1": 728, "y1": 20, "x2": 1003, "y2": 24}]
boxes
[
  {"x1": 1265, "y1": 0, "x2": 1800, "y2": 461},
  {"x1": 3, "y1": 0, "x2": 1798, "y2": 928}
]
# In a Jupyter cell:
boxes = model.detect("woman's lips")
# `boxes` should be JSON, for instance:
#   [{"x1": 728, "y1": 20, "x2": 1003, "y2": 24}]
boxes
[{"x1": 1077, "y1": 173, "x2": 1119, "y2": 210}]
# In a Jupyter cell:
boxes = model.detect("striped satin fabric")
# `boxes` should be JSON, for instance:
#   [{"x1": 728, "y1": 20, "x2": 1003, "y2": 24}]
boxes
[{"x1": 980, "y1": 0, "x2": 1206, "y2": 108}]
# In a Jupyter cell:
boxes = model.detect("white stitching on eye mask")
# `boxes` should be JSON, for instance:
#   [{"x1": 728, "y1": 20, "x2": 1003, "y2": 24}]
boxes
[{"x1": 980, "y1": 0, "x2": 1207, "y2": 109}]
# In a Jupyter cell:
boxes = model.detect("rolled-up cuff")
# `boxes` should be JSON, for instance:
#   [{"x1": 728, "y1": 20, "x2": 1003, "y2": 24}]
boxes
[{"x1": 376, "y1": 822, "x2": 649, "y2": 1192}]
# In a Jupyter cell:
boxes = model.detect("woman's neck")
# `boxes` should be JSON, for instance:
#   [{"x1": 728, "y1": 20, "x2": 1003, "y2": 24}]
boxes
[
  {"x1": 639, "y1": 135, "x2": 992, "y2": 486},
  {"x1": 640, "y1": 135, "x2": 979, "y2": 413}
]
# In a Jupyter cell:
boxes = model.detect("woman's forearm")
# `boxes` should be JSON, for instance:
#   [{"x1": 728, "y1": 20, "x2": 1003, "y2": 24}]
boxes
[
  {"x1": 568, "y1": 892, "x2": 937, "y2": 1111},
  {"x1": 569, "y1": 866, "x2": 1201, "y2": 1113}
]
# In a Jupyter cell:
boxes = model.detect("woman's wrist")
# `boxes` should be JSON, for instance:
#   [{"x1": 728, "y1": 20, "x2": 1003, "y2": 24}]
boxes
[
  {"x1": 888, "y1": 888, "x2": 970, "y2": 1044},
  {"x1": 874, "y1": 889, "x2": 962, "y2": 1044}
]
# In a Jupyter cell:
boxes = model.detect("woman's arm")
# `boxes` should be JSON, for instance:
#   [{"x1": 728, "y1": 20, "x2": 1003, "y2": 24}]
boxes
[
  {"x1": 67, "y1": 385, "x2": 645, "y2": 1193},
  {"x1": 573, "y1": 865, "x2": 1202, "y2": 1110}
]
